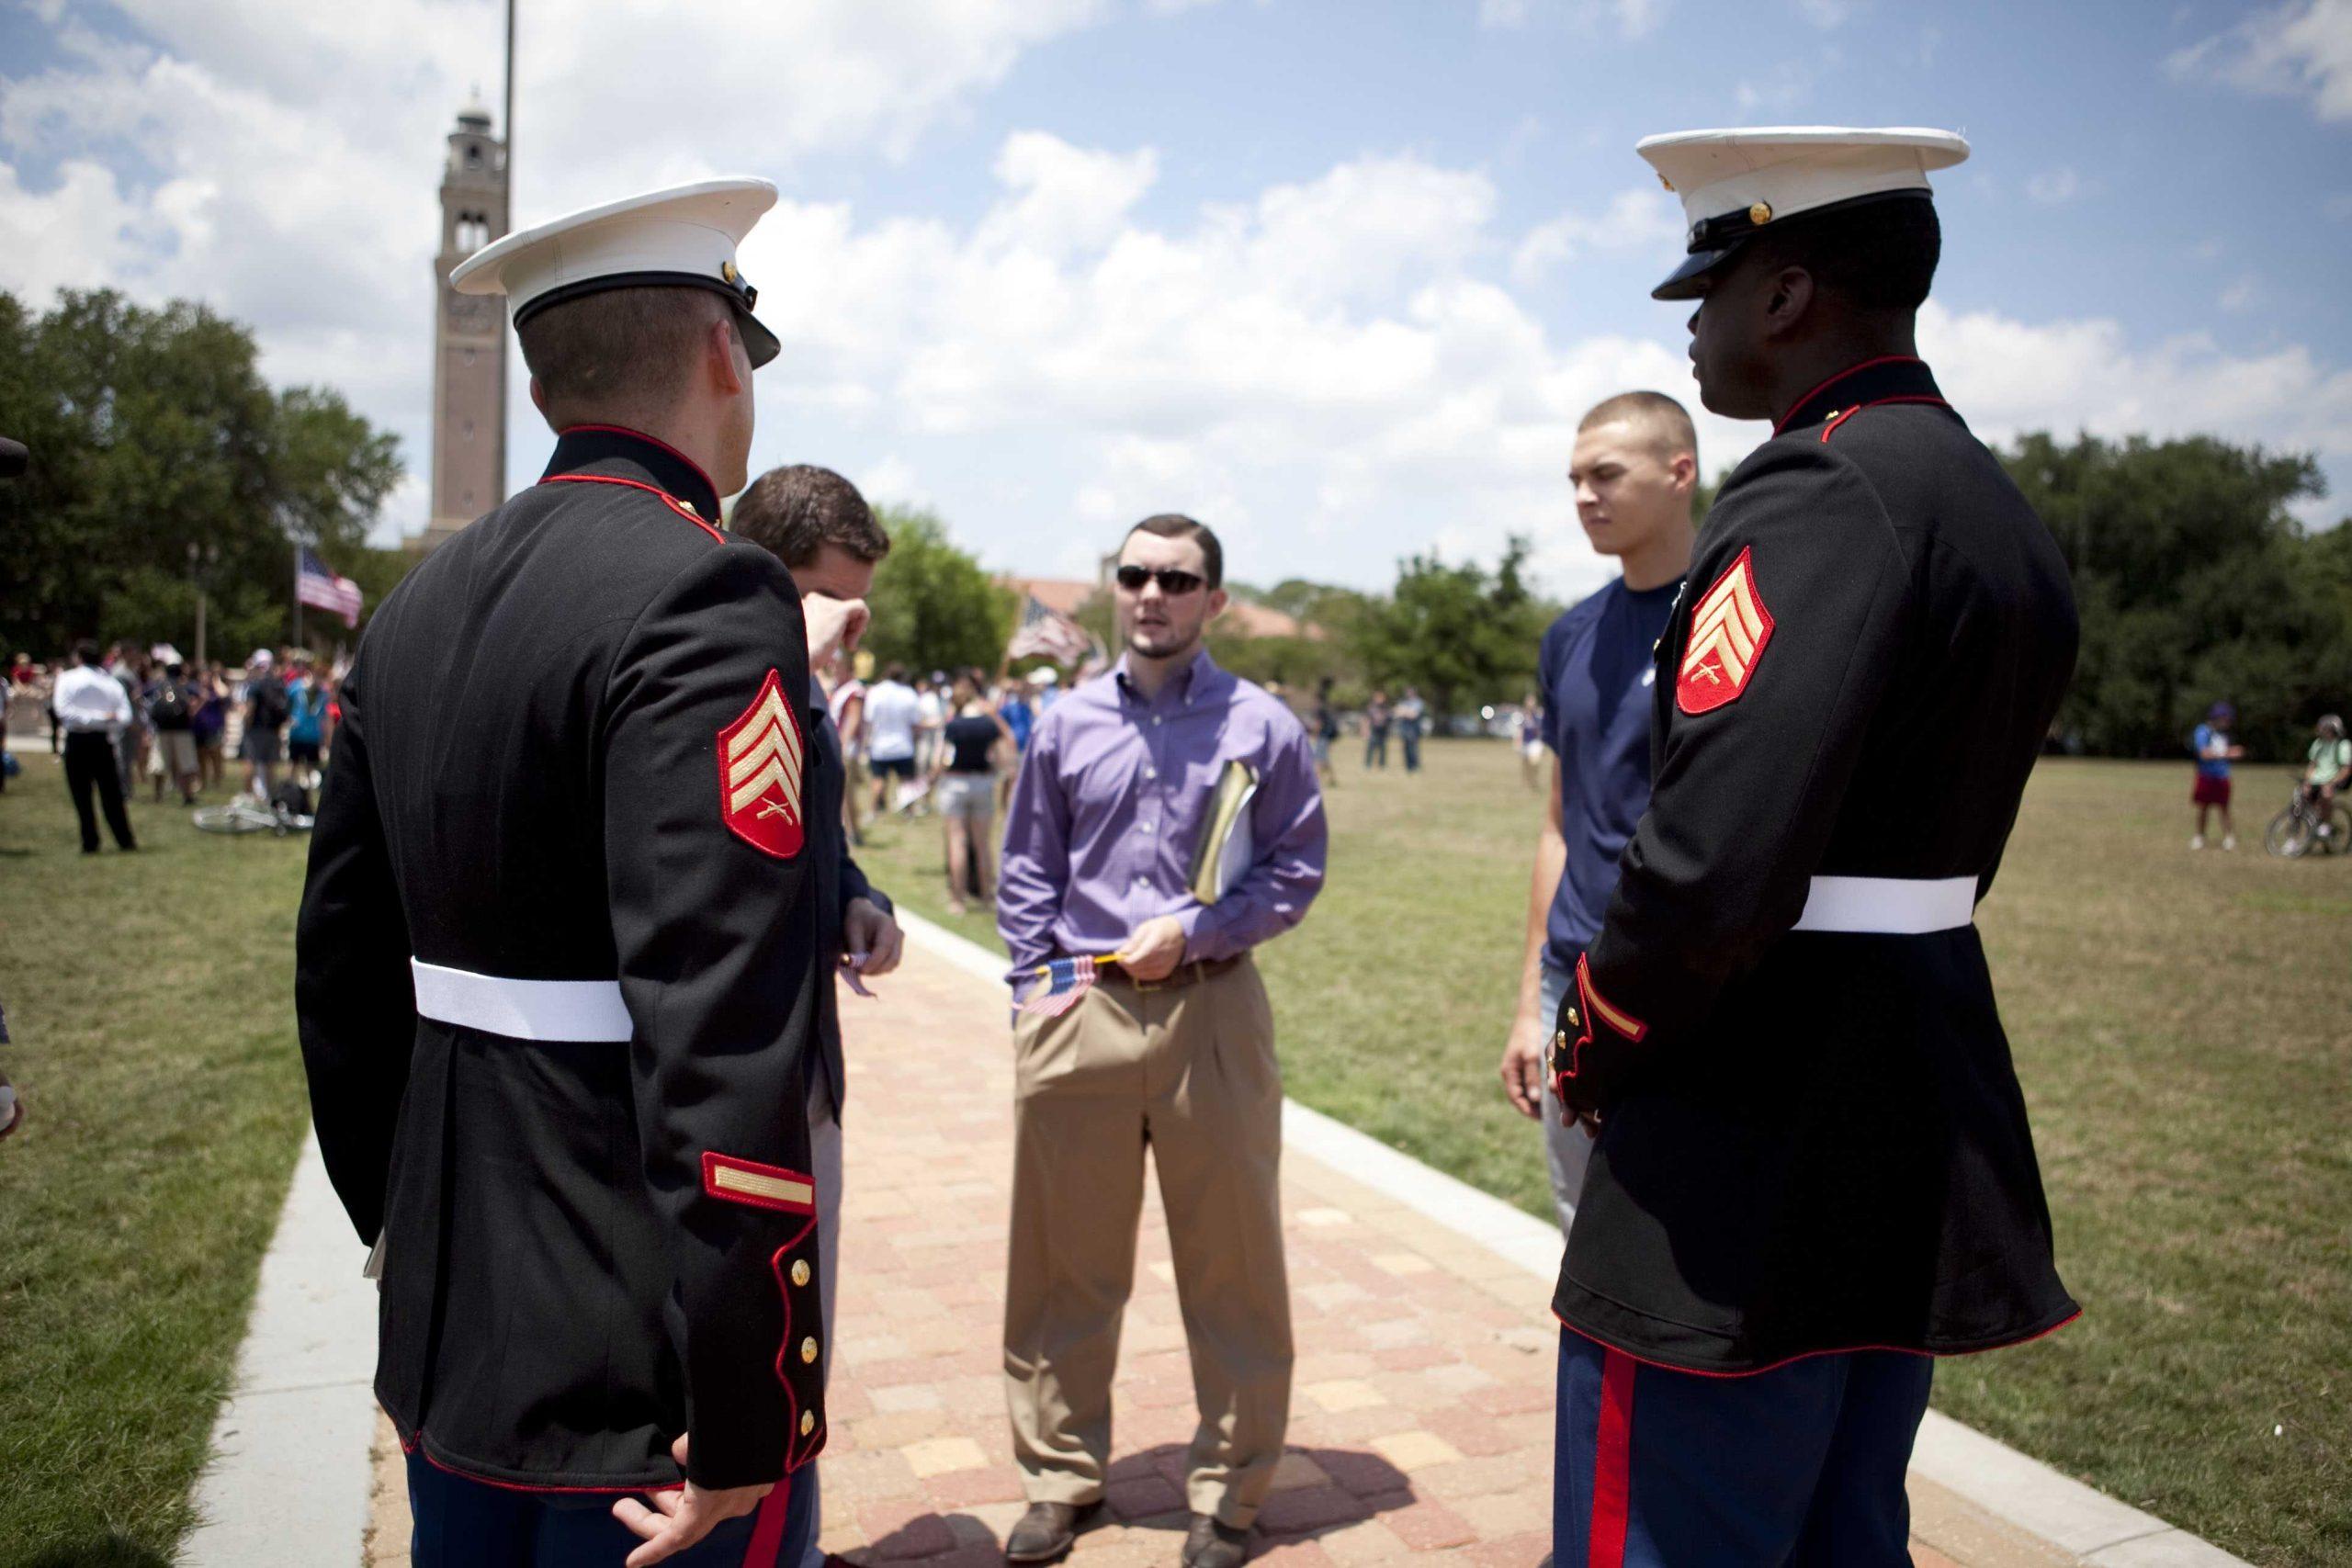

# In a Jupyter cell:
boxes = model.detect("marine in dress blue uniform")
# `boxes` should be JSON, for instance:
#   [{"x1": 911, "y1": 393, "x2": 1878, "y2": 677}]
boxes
[
  {"x1": 1545, "y1": 130, "x2": 2081, "y2": 1564},
  {"x1": 296, "y1": 180, "x2": 839, "y2": 1567}
]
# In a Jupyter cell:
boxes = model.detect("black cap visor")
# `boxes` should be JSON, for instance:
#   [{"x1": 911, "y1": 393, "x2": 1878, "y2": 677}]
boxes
[
  {"x1": 514, "y1": 272, "x2": 781, "y2": 368},
  {"x1": 1651, "y1": 242, "x2": 1745, "y2": 301}
]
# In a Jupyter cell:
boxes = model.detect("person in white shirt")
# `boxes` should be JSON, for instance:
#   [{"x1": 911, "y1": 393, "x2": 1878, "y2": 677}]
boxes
[
  {"x1": 52, "y1": 639, "x2": 139, "y2": 852},
  {"x1": 864, "y1": 665, "x2": 922, "y2": 816},
  {"x1": 913, "y1": 671, "x2": 946, "y2": 774}
]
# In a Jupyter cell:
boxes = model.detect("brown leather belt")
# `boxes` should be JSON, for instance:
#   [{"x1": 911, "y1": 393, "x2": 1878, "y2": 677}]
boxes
[{"x1": 1097, "y1": 953, "x2": 1246, "y2": 994}]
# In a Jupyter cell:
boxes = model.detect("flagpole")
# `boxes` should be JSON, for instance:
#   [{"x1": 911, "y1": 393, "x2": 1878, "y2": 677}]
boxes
[{"x1": 291, "y1": 541, "x2": 304, "y2": 649}]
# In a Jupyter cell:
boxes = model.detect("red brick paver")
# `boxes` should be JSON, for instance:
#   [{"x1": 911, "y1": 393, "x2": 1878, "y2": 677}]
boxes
[{"x1": 363, "y1": 937, "x2": 2080, "y2": 1566}]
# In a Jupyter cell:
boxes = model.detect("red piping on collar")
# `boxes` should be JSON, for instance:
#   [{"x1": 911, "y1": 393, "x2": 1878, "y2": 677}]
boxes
[
  {"x1": 559, "y1": 423, "x2": 720, "y2": 505},
  {"x1": 1773, "y1": 355, "x2": 1926, "y2": 436},
  {"x1": 539, "y1": 472, "x2": 725, "y2": 543},
  {"x1": 1820, "y1": 393, "x2": 1951, "y2": 442}
]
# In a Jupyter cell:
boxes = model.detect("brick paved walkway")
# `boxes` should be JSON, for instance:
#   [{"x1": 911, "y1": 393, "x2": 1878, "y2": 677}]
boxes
[{"x1": 364, "y1": 937, "x2": 2080, "y2": 1567}]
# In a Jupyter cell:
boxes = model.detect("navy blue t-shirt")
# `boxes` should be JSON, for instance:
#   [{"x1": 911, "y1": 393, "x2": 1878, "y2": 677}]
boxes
[{"x1": 1539, "y1": 574, "x2": 1684, "y2": 972}]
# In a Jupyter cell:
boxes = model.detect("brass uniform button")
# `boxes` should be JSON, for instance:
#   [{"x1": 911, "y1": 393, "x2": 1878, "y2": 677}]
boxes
[
  {"x1": 1748, "y1": 200, "x2": 1772, "y2": 226},
  {"x1": 1566, "y1": 1007, "x2": 1580, "y2": 1029},
  {"x1": 791, "y1": 1259, "x2": 811, "y2": 1288},
  {"x1": 800, "y1": 1337, "x2": 819, "y2": 1364},
  {"x1": 799, "y1": 1410, "x2": 816, "y2": 1436}
]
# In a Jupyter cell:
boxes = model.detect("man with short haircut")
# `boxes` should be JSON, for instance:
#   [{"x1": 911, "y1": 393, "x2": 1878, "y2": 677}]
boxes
[
  {"x1": 240, "y1": 649, "x2": 288, "y2": 799},
  {"x1": 147, "y1": 660, "x2": 201, "y2": 806},
  {"x1": 299, "y1": 179, "x2": 856, "y2": 1567},
  {"x1": 863, "y1": 663, "x2": 921, "y2": 815},
  {"x1": 1498, "y1": 391, "x2": 1696, "y2": 1235},
  {"x1": 997, "y1": 515, "x2": 1326, "y2": 1568},
  {"x1": 1544, "y1": 130, "x2": 2079, "y2": 1562},
  {"x1": 729, "y1": 461, "x2": 907, "y2": 1568},
  {"x1": 53, "y1": 639, "x2": 137, "y2": 852}
]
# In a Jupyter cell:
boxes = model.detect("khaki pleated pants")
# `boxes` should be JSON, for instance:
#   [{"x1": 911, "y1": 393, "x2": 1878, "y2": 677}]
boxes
[{"x1": 1002, "y1": 957, "x2": 1293, "y2": 1529}]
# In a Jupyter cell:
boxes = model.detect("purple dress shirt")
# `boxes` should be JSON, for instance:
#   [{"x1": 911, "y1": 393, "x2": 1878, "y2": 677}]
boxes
[{"x1": 997, "y1": 649, "x2": 1327, "y2": 977}]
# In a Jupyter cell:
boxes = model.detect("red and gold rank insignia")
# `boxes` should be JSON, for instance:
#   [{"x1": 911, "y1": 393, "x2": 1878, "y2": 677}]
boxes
[
  {"x1": 718, "y1": 669, "x2": 806, "y2": 859},
  {"x1": 1676, "y1": 546, "x2": 1774, "y2": 716}
]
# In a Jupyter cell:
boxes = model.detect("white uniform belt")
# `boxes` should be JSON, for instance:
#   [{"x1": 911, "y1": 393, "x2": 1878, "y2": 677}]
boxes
[
  {"x1": 1791, "y1": 875, "x2": 1975, "y2": 935},
  {"x1": 411, "y1": 960, "x2": 632, "y2": 1043}
]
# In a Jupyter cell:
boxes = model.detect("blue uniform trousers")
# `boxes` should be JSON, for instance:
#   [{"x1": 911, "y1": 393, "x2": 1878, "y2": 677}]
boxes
[
  {"x1": 1552, "y1": 1328, "x2": 1932, "y2": 1567},
  {"x1": 405, "y1": 1450, "x2": 815, "y2": 1567}
]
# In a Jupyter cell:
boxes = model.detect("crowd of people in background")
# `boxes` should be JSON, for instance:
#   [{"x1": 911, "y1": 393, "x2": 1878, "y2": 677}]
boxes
[{"x1": 4, "y1": 641, "x2": 344, "y2": 852}]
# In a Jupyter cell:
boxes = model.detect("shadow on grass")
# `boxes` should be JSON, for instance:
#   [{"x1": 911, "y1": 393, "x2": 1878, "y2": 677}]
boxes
[
  {"x1": 850, "y1": 1443, "x2": 1416, "y2": 1564},
  {"x1": 13, "y1": 1540, "x2": 175, "y2": 1568}
]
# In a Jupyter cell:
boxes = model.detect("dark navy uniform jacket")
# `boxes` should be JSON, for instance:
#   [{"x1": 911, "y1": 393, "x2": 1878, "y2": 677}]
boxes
[
  {"x1": 1550, "y1": 357, "x2": 2081, "y2": 1374},
  {"x1": 296, "y1": 427, "x2": 834, "y2": 1493}
]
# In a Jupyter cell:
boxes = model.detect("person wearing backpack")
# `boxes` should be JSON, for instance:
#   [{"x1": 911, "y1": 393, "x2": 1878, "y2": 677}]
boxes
[
  {"x1": 240, "y1": 649, "x2": 288, "y2": 799},
  {"x1": 147, "y1": 660, "x2": 200, "y2": 805}
]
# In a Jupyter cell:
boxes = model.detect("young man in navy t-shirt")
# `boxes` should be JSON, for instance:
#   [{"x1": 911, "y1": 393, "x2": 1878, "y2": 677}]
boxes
[{"x1": 1498, "y1": 391, "x2": 1700, "y2": 1235}]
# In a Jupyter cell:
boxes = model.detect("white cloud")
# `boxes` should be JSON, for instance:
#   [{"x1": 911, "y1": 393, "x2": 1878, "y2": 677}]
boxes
[
  {"x1": 2219, "y1": 276, "x2": 2261, "y2": 312},
  {"x1": 0, "y1": 0, "x2": 1112, "y2": 542},
  {"x1": 1510, "y1": 188, "x2": 1683, "y2": 286},
  {"x1": 1477, "y1": 0, "x2": 1665, "y2": 39},
  {"x1": 2024, "y1": 166, "x2": 2082, "y2": 205},
  {"x1": 1734, "y1": 60, "x2": 1819, "y2": 114},
  {"x1": 2165, "y1": 0, "x2": 2352, "y2": 122},
  {"x1": 1922, "y1": 301, "x2": 2352, "y2": 514},
  {"x1": 1796, "y1": 0, "x2": 1865, "y2": 28}
]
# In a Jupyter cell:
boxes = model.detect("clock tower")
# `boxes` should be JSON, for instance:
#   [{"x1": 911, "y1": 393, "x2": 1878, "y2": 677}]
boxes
[{"x1": 421, "y1": 100, "x2": 509, "y2": 549}]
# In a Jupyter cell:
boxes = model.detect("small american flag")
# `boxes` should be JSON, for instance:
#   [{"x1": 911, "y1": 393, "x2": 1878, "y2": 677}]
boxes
[
  {"x1": 1017, "y1": 954, "x2": 1115, "y2": 1017},
  {"x1": 297, "y1": 548, "x2": 364, "y2": 628},
  {"x1": 1005, "y1": 593, "x2": 1093, "y2": 666}
]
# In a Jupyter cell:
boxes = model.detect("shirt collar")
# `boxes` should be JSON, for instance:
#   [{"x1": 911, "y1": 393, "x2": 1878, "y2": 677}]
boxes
[
  {"x1": 1773, "y1": 355, "x2": 1946, "y2": 437},
  {"x1": 1114, "y1": 645, "x2": 1218, "y2": 707},
  {"x1": 543, "y1": 424, "x2": 723, "y2": 522}
]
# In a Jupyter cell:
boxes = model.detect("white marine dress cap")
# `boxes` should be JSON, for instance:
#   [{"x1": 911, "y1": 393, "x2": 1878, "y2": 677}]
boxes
[
  {"x1": 449, "y1": 176, "x2": 782, "y2": 367},
  {"x1": 1635, "y1": 127, "x2": 1968, "y2": 301}
]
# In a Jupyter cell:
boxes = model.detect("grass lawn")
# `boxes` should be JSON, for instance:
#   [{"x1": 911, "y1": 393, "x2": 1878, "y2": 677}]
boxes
[
  {"x1": 0, "y1": 749, "x2": 313, "y2": 1568},
  {"x1": 853, "y1": 743, "x2": 2351, "y2": 1567}
]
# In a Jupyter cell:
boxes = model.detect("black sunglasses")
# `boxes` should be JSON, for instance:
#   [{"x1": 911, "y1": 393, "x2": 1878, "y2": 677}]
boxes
[{"x1": 1114, "y1": 565, "x2": 1207, "y2": 595}]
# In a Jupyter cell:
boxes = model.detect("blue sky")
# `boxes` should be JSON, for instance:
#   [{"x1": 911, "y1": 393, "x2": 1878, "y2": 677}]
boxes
[{"x1": 3, "y1": 0, "x2": 2346, "y2": 597}]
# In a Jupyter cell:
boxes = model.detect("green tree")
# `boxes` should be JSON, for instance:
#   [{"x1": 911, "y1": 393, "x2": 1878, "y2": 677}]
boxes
[
  {"x1": 864, "y1": 507, "x2": 1016, "y2": 676},
  {"x1": 0, "y1": 288, "x2": 401, "y2": 659},
  {"x1": 2002, "y1": 432, "x2": 2348, "y2": 760},
  {"x1": 1350, "y1": 536, "x2": 1554, "y2": 719}
]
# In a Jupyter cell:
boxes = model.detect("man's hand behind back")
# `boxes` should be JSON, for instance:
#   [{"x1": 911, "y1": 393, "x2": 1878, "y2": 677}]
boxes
[{"x1": 613, "y1": 1434, "x2": 770, "y2": 1567}]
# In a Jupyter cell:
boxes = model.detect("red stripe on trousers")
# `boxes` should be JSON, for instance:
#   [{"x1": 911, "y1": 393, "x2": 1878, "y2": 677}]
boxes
[
  {"x1": 742, "y1": 1472, "x2": 792, "y2": 1566},
  {"x1": 1589, "y1": 1348, "x2": 1635, "y2": 1568}
]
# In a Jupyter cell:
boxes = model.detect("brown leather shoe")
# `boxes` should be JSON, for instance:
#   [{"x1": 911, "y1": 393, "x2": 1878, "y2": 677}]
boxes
[
  {"x1": 1005, "y1": 1500, "x2": 1097, "y2": 1562},
  {"x1": 1181, "y1": 1514, "x2": 1250, "y2": 1568}
]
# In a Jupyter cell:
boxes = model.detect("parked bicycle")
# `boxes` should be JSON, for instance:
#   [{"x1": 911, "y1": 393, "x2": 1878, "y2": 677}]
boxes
[{"x1": 2262, "y1": 787, "x2": 2349, "y2": 859}]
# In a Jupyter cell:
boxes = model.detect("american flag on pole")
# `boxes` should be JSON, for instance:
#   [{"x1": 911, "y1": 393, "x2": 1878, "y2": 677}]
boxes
[
  {"x1": 1016, "y1": 954, "x2": 1116, "y2": 1017},
  {"x1": 1005, "y1": 593, "x2": 1093, "y2": 666},
  {"x1": 297, "y1": 548, "x2": 364, "y2": 628}
]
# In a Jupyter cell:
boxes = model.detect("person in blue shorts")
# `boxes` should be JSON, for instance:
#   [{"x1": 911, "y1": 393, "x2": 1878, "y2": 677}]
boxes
[{"x1": 1498, "y1": 389, "x2": 1697, "y2": 1235}]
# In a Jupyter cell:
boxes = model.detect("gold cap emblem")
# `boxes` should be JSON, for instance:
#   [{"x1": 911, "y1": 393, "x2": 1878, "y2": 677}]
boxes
[
  {"x1": 1747, "y1": 201, "x2": 1773, "y2": 227},
  {"x1": 1658, "y1": 173, "x2": 1675, "y2": 192}
]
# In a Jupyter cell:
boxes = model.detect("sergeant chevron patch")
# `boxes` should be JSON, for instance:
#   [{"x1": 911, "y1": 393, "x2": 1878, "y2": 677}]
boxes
[
  {"x1": 718, "y1": 668, "x2": 806, "y2": 859},
  {"x1": 1677, "y1": 546, "x2": 1773, "y2": 715}
]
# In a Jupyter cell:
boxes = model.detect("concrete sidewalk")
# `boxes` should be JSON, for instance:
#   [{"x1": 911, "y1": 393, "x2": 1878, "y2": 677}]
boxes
[{"x1": 340, "y1": 920, "x2": 2235, "y2": 1566}]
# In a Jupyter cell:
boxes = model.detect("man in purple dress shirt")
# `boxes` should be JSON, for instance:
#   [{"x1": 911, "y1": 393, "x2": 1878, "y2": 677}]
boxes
[{"x1": 996, "y1": 514, "x2": 1327, "y2": 1568}]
